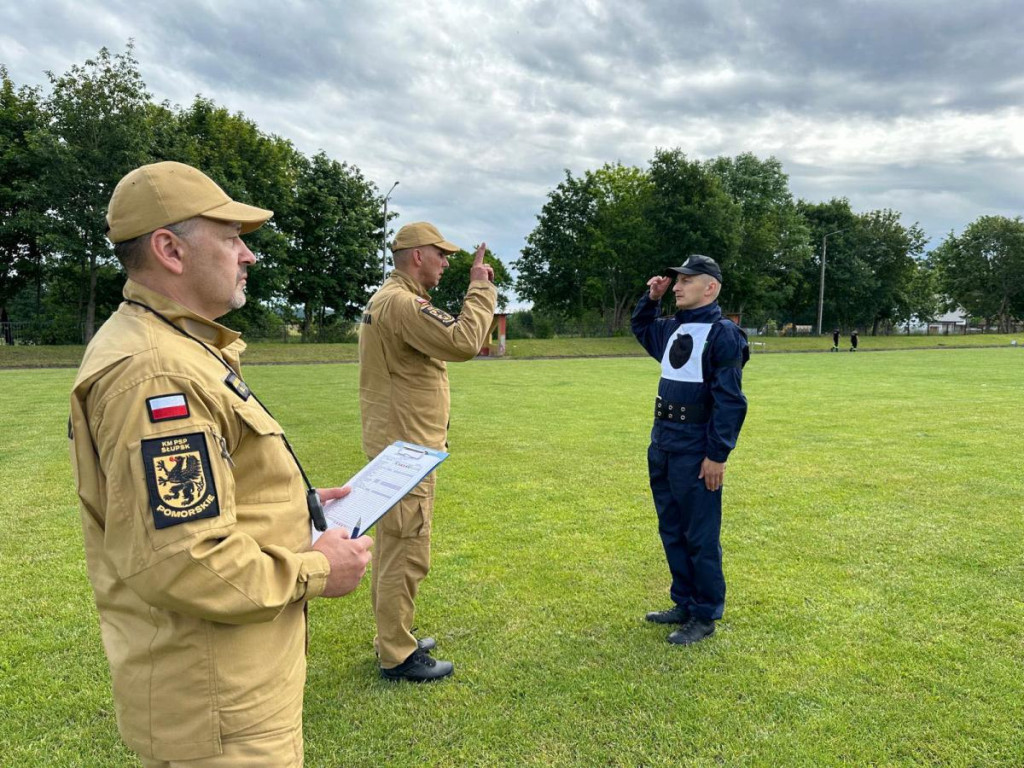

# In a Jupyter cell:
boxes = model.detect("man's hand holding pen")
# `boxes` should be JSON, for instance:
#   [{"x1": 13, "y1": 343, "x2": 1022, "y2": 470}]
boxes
[{"x1": 313, "y1": 486, "x2": 373, "y2": 597}]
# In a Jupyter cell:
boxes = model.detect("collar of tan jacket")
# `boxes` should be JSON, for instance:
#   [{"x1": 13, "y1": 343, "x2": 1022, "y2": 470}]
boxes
[
  {"x1": 122, "y1": 279, "x2": 246, "y2": 356},
  {"x1": 388, "y1": 268, "x2": 429, "y2": 299}
]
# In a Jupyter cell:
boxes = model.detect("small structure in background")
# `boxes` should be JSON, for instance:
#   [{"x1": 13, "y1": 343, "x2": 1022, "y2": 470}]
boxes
[
  {"x1": 478, "y1": 314, "x2": 507, "y2": 357},
  {"x1": 928, "y1": 310, "x2": 968, "y2": 335}
]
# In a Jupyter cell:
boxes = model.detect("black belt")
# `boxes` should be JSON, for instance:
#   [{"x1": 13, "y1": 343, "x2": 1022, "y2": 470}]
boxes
[{"x1": 654, "y1": 397, "x2": 709, "y2": 424}]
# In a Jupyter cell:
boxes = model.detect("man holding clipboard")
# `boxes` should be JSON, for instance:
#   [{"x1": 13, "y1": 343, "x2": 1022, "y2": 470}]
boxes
[{"x1": 358, "y1": 222, "x2": 497, "y2": 681}]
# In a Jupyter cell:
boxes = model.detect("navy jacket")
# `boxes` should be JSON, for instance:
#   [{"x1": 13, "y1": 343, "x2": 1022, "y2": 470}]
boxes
[{"x1": 631, "y1": 294, "x2": 748, "y2": 462}]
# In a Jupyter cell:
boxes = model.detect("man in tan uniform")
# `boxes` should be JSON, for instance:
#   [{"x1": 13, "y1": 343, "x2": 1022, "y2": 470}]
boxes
[
  {"x1": 359, "y1": 222, "x2": 497, "y2": 681},
  {"x1": 69, "y1": 161, "x2": 373, "y2": 766}
]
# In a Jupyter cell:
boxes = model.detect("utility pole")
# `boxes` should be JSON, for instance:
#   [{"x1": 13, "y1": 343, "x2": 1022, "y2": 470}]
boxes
[
  {"x1": 382, "y1": 181, "x2": 399, "y2": 283},
  {"x1": 816, "y1": 228, "x2": 848, "y2": 335}
]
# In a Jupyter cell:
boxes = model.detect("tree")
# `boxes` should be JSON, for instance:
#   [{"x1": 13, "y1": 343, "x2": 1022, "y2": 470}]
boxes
[
  {"x1": 932, "y1": 216, "x2": 1024, "y2": 332},
  {"x1": 0, "y1": 67, "x2": 49, "y2": 331},
  {"x1": 515, "y1": 169, "x2": 597, "y2": 321},
  {"x1": 41, "y1": 44, "x2": 153, "y2": 342},
  {"x1": 902, "y1": 258, "x2": 941, "y2": 329},
  {"x1": 586, "y1": 164, "x2": 659, "y2": 332},
  {"x1": 516, "y1": 163, "x2": 659, "y2": 333},
  {"x1": 169, "y1": 96, "x2": 298, "y2": 327},
  {"x1": 279, "y1": 151, "x2": 382, "y2": 340},
  {"x1": 704, "y1": 153, "x2": 812, "y2": 324},
  {"x1": 646, "y1": 148, "x2": 742, "y2": 314},
  {"x1": 797, "y1": 199, "x2": 866, "y2": 331},
  {"x1": 430, "y1": 247, "x2": 512, "y2": 316},
  {"x1": 855, "y1": 209, "x2": 927, "y2": 334}
]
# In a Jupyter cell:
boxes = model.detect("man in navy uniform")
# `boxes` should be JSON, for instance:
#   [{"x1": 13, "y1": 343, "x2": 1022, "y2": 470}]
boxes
[{"x1": 631, "y1": 255, "x2": 748, "y2": 645}]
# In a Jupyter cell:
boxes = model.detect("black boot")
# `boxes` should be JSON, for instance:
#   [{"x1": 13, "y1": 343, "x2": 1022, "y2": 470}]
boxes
[
  {"x1": 380, "y1": 649, "x2": 453, "y2": 682},
  {"x1": 645, "y1": 604, "x2": 689, "y2": 624},
  {"x1": 667, "y1": 618, "x2": 715, "y2": 645}
]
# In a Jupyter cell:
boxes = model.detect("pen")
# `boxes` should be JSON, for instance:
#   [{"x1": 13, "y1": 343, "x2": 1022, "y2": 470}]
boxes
[{"x1": 351, "y1": 517, "x2": 363, "y2": 538}]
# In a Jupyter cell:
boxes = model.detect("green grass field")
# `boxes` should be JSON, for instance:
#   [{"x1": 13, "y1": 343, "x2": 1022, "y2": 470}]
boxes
[
  {"x1": 1, "y1": 331, "x2": 1021, "y2": 368},
  {"x1": 1, "y1": 348, "x2": 1022, "y2": 766}
]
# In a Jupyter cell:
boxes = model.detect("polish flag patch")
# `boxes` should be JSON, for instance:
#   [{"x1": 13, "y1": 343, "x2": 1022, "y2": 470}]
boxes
[{"x1": 147, "y1": 393, "x2": 190, "y2": 423}]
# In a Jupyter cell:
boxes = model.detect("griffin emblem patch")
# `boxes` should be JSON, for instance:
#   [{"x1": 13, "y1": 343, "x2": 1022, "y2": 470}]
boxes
[
  {"x1": 421, "y1": 304, "x2": 456, "y2": 327},
  {"x1": 142, "y1": 432, "x2": 220, "y2": 529}
]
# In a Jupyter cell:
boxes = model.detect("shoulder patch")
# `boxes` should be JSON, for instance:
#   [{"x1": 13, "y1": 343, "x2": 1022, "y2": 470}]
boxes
[
  {"x1": 147, "y1": 393, "x2": 190, "y2": 422},
  {"x1": 224, "y1": 371, "x2": 251, "y2": 401},
  {"x1": 421, "y1": 304, "x2": 456, "y2": 327},
  {"x1": 142, "y1": 432, "x2": 220, "y2": 529},
  {"x1": 415, "y1": 297, "x2": 429, "y2": 304}
]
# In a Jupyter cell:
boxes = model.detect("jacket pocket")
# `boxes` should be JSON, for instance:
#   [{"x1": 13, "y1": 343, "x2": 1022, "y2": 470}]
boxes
[{"x1": 231, "y1": 401, "x2": 296, "y2": 504}]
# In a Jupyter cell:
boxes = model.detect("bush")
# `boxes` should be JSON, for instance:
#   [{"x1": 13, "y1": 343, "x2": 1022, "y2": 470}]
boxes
[
  {"x1": 308, "y1": 320, "x2": 358, "y2": 344},
  {"x1": 533, "y1": 314, "x2": 554, "y2": 339}
]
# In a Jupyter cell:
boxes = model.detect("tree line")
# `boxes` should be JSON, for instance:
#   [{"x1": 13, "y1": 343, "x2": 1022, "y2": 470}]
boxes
[
  {"x1": 3, "y1": 45, "x2": 1022, "y2": 343},
  {"x1": 1, "y1": 45, "x2": 389, "y2": 343},
  {"x1": 516, "y1": 150, "x2": 1024, "y2": 335}
]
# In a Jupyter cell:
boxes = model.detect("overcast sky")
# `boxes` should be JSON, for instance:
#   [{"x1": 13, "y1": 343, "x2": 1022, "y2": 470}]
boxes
[{"x1": 3, "y1": 0, "x2": 1022, "y2": 289}]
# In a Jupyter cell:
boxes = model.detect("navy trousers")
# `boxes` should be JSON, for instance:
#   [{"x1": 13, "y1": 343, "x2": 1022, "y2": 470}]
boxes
[{"x1": 647, "y1": 444, "x2": 725, "y2": 620}]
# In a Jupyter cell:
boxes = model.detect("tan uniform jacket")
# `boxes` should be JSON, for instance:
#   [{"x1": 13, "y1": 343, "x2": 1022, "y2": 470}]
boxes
[
  {"x1": 359, "y1": 270, "x2": 497, "y2": 457},
  {"x1": 68, "y1": 280, "x2": 330, "y2": 761}
]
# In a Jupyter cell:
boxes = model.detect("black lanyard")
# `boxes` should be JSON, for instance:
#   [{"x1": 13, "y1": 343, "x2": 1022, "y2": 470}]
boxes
[{"x1": 125, "y1": 299, "x2": 328, "y2": 530}]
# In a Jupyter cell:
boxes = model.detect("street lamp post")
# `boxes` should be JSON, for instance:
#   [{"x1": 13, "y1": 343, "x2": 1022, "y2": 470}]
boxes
[
  {"x1": 382, "y1": 181, "x2": 399, "y2": 283},
  {"x1": 816, "y1": 228, "x2": 848, "y2": 336}
]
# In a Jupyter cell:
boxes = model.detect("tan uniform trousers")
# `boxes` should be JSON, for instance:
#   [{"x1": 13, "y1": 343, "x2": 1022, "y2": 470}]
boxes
[
  {"x1": 138, "y1": 695, "x2": 303, "y2": 768},
  {"x1": 372, "y1": 474, "x2": 434, "y2": 668}
]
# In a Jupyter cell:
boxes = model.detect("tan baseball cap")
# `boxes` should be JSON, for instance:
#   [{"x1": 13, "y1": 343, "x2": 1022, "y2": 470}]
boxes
[
  {"x1": 391, "y1": 221, "x2": 459, "y2": 254},
  {"x1": 106, "y1": 161, "x2": 273, "y2": 243}
]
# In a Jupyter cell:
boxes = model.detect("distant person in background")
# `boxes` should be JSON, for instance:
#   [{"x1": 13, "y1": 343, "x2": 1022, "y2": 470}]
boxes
[
  {"x1": 832, "y1": 328, "x2": 840, "y2": 352},
  {"x1": 850, "y1": 330, "x2": 859, "y2": 352}
]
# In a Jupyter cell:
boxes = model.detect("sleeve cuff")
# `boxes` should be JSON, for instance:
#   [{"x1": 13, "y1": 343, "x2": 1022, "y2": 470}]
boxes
[
  {"x1": 707, "y1": 448, "x2": 730, "y2": 463},
  {"x1": 294, "y1": 550, "x2": 331, "y2": 601}
]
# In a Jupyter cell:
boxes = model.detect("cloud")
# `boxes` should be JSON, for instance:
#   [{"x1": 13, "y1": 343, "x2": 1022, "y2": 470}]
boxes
[{"x1": 2, "y1": 0, "x2": 1022, "y2": 272}]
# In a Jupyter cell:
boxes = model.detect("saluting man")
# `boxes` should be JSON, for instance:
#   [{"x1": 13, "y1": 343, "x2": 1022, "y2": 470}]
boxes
[
  {"x1": 359, "y1": 222, "x2": 497, "y2": 681},
  {"x1": 69, "y1": 161, "x2": 372, "y2": 766},
  {"x1": 631, "y1": 255, "x2": 749, "y2": 645}
]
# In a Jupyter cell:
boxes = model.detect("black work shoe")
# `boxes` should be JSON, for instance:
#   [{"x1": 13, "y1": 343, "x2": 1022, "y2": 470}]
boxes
[
  {"x1": 380, "y1": 649, "x2": 453, "y2": 682},
  {"x1": 416, "y1": 636, "x2": 436, "y2": 653},
  {"x1": 645, "y1": 605, "x2": 689, "y2": 624},
  {"x1": 667, "y1": 618, "x2": 716, "y2": 645}
]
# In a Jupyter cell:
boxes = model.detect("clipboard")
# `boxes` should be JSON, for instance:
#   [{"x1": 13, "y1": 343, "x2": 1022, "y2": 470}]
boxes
[{"x1": 312, "y1": 441, "x2": 448, "y2": 542}]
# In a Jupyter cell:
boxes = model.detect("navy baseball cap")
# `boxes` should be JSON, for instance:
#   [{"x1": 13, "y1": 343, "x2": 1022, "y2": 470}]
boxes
[{"x1": 666, "y1": 254, "x2": 722, "y2": 282}]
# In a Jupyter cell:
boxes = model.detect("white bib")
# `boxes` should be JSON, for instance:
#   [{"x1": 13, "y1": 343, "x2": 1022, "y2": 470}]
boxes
[{"x1": 660, "y1": 322, "x2": 713, "y2": 383}]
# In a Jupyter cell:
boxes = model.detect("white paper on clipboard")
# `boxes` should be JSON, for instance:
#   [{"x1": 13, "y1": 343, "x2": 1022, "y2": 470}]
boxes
[{"x1": 311, "y1": 441, "x2": 448, "y2": 542}]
